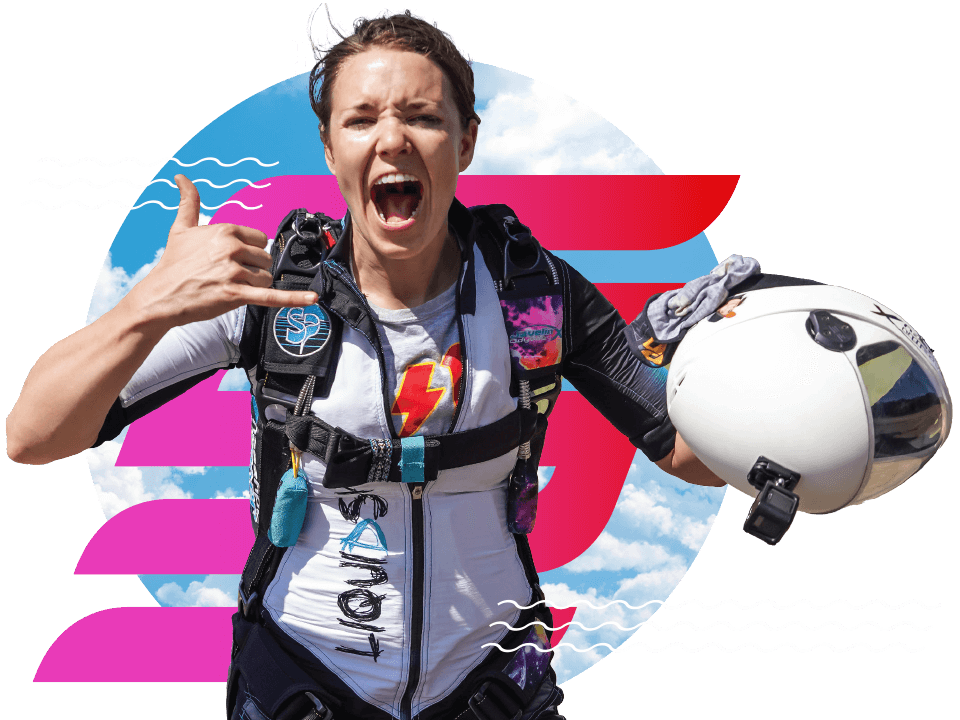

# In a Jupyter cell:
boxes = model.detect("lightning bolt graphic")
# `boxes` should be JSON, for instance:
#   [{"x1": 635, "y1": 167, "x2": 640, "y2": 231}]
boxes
[
  {"x1": 392, "y1": 363, "x2": 445, "y2": 437},
  {"x1": 440, "y1": 342, "x2": 463, "y2": 409},
  {"x1": 391, "y1": 343, "x2": 463, "y2": 437}
]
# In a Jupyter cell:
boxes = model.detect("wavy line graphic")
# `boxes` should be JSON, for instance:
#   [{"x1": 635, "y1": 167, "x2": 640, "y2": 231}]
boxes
[
  {"x1": 28, "y1": 178, "x2": 270, "y2": 190},
  {"x1": 480, "y1": 643, "x2": 924, "y2": 653},
  {"x1": 497, "y1": 600, "x2": 940, "y2": 610},
  {"x1": 490, "y1": 620, "x2": 933, "y2": 632},
  {"x1": 37, "y1": 157, "x2": 280, "y2": 167},
  {"x1": 20, "y1": 200, "x2": 263, "y2": 210}
]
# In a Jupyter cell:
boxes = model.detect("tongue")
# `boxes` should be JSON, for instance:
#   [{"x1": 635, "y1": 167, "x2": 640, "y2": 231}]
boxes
[{"x1": 382, "y1": 192, "x2": 418, "y2": 223}]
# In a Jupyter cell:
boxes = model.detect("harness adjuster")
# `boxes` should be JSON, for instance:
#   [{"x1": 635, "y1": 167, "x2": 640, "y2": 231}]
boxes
[
  {"x1": 323, "y1": 428, "x2": 342, "y2": 465},
  {"x1": 300, "y1": 692, "x2": 334, "y2": 720},
  {"x1": 255, "y1": 379, "x2": 300, "y2": 417},
  {"x1": 238, "y1": 587, "x2": 259, "y2": 621},
  {"x1": 467, "y1": 679, "x2": 523, "y2": 720}
]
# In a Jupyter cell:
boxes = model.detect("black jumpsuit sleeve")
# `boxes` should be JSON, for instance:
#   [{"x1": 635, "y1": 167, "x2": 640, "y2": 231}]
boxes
[{"x1": 554, "y1": 255, "x2": 676, "y2": 463}]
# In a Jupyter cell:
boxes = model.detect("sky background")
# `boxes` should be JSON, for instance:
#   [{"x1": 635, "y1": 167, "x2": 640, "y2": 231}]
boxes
[{"x1": 81, "y1": 62, "x2": 723, "y2": 684}]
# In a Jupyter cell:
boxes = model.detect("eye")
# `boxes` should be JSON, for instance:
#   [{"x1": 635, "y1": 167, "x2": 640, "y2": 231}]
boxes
[
  {"x1": 410, "y1": 114, "x2": 442, "y2": 126},
  {"x1": 345, "y1": 117, "x2": 374, "y2": 128}
]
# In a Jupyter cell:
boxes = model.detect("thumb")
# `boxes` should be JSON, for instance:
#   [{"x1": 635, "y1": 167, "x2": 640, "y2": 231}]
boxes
[{"x1": 171, "y1": 174, "x2": 200, "y2": 231}]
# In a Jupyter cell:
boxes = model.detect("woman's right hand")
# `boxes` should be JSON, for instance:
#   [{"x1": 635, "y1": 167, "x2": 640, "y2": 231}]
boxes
[
  {"x1": 7, "y1": 176, "x2": 317, "y2": 464},
  {"x1": 126, "y1": 175, "x2": 317, "y2": 329}
]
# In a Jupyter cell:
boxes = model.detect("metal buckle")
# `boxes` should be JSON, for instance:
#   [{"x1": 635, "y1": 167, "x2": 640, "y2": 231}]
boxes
[
  {"x1": 255, "y1": 379, "x2": 300, "y2": 417},
  {"x1": 275, "y1": 211, "x2": 327, "y2": 280},
  {"x1": 302, "y1": 692, "x2": 334, "y2": 720},
  {"x1": 238, "y1": 587, "x2": 259, "y2": 620},
  {"x1": 291, "y1": 211, "x2": 321, "y2": 243},
  {"x1": 501, "y1": 216, "x2": 552, "y2": 291},
  {"x1": 467, "y1": 680, "x2": 523, "y2": 720}
]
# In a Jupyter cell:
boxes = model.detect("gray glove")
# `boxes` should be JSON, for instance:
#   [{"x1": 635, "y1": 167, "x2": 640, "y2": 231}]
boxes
[
  {"x1": 647, "y1": 254, "x2": 760, "y2": 343},
  {"x1": 624, "y1": 254, "x2": 760, "y2": 367}
]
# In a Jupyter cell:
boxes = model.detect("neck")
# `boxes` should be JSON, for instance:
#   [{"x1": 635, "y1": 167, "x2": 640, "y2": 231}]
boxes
[{"x1": 351, "y1": 227, "x2": 461, "y2": 310}]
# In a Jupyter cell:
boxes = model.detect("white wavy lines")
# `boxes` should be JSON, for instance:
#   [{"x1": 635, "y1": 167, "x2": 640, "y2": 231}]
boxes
[
  {"x1": 20, "y1": 200, "x2": 263, "y2": 210},
  {"x1": 28, "y1": 178, "x2": 270, "y2": 190},
  {"x1": 490, "y1": 620, "x2": 933, "y2": 632},
  {"x1": 37, "y1": 157, "x2": 280, "y2": 167},
  {"x1": 481, "y1": 643, "x2": 924, "y2": 654},
  {"x1": 497, "y1": 600, "x2": 940, "y2": 610}
]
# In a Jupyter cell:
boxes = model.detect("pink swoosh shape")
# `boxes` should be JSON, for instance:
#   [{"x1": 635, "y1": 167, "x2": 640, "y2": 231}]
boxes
[
  {"x1": 35, "y1": 607, "x2": 235, "y2": 682},
  {"x1": 75, "y1": 499, "x2": 251, "y2": 574}
]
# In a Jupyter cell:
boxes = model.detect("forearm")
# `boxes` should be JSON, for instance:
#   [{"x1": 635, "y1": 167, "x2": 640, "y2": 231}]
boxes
[
  {"x1": 655, "y1": 433, "x2": 726, "y2": 487},
  {"x1": 6, "y1": 292, "x2": 174, "y2": 464}
]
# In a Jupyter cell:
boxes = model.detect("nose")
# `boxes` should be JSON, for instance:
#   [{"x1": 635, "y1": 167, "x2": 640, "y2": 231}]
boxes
[{"x1": 376, "y1": 118, "x2": 411, "y2": 158}]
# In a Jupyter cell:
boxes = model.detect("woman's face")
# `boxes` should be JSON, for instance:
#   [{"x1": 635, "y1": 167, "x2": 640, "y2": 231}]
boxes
[{"x1": 323, "y1": 47, "x2": 478, "y2": 266}]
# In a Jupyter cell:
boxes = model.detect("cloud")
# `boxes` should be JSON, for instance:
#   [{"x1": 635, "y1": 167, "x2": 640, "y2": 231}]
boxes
[
  {"x1": 467, "y1": 81, "x2": 660, "y2": 175},
  {"x1": 537, "y1": 465, "x2": 555, "y2": 491},
  {"x1": 617, "y1": 482, "x2": 717, "y2": 551},
  {"x1": 541, "y1": 579, "x2": 669, "y2": 683},
  {"x1": 214, "y1": 487, "x2": 251, "y2": 500},
  {"x1": 263, "y1": 73, "x2": 307, "y2": 100},
  {"x1": 613, "y1": 562, "x2": 691, "y2": 604},
  {"x1": 564, "y1": 531, "x2": 676, "y2": 573},
  {"x1": 156, "y1": 575, "x2": 238, "y2": 607},
  {"x1": 86, "y1": 248, "x2": 164, "y2": 324},
  {"x1": 218, "y1": 367, "x2": 252, "y2": 392},
  {"x1": 85, "y1": 206, "x2": 210, "y2": 325},
  {"x1": 84, "y1": 437, "x2": 194, "y2": 518}
]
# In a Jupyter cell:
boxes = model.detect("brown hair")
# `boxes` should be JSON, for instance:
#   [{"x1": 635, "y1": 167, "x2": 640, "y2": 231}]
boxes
[{"x1": 310, "y1": 10, "x2": 480, "y2": 141}]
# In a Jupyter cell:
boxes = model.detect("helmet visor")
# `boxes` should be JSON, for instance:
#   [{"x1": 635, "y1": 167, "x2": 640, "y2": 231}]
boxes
[{"x1": 853, "y1": 340, "x2": 947, "y2": 503}]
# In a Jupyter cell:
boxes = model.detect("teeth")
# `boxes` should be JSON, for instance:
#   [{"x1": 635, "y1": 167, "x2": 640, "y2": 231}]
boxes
[
  {"x1": 373, "y1": 172, "x2": 421, "y2": 224},
  {"x1": 374, "y1": 173, "x2": 419, "y2": 186},
  {"x1": 377, "y1": 206, "x2": 420, "y2": 222}
]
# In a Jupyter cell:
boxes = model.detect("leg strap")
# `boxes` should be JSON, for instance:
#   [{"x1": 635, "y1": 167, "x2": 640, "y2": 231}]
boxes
[
  {"x1": 455, "y1": 608, "x2": 555, "y2": 720},
  {"x1": 230, "y1": 614, "x2": 337, "y2": 720}
]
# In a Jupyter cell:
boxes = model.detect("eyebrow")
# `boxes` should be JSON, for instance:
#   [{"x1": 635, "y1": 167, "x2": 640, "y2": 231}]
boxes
[{"x1": 344, "y1": 99, "x2": 441, "y2": 113}]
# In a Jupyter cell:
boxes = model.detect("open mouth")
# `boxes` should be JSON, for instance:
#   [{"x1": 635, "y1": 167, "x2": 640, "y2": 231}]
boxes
[{"x1": 372, "y1": 173, "x2": 423, "y2": 225}]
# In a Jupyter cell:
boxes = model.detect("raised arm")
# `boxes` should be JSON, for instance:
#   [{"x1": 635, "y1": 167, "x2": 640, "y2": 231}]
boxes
[{"x1": 6, "y1": 176, "x2": 317, "y2": 464}]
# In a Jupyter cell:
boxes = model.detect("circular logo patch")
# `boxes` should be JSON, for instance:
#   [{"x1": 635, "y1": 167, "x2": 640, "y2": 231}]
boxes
[{"x1": 273, "y1": 304, "x2": 332, "y2": 357}]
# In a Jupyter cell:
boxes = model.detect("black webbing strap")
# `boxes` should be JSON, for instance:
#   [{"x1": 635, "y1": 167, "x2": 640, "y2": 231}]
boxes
[
  {"x1": 233, "y1": 620, "x2": 335, "y2": 720},
  {"x1": 239, "y1": 533, "x2": 279, "y2": 620},
  {"x1": 282, "y1": 406, "x2": 542, "y2": 489},
  {"x1": 453, "y1": 591, "x2": 555, "y2": 720},
  {"x1": 457, "y1": 679, "x2": 525, "y2": 720}
]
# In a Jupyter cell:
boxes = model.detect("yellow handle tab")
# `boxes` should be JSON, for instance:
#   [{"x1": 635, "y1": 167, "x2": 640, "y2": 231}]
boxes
[{"x1": 290, "y1": 446, "x2": 302, "y2": 478}]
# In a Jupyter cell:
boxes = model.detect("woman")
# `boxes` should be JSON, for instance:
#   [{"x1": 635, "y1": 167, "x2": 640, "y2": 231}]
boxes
[{"x1": 7, "y1": 12, "x2": 722, "y2": 720}]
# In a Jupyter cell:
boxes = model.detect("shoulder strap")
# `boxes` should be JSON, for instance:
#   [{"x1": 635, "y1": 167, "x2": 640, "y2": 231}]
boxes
[
  {"x1": 470, "y1": 204, "x2": 566, "y2": 535},
  {"x1": 470, "y1": 204, "x2": 557, "y2": 290},
  {"x1": 469, "y1": 204, "x2": 565, "y2": 389},
  {"x1": 257, "y1": 209, "x2": 345, "y2": 400}
]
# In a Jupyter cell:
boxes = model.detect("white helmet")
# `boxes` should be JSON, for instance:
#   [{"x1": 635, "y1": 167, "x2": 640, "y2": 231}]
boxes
[{"x1": 666, "y1": 284, "x2": 951, "y2": 542}]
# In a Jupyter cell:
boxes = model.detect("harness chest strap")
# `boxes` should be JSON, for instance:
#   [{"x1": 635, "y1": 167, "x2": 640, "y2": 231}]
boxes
[{"x1": 281, "y1": 404, "x2": 543, "y2": 488}]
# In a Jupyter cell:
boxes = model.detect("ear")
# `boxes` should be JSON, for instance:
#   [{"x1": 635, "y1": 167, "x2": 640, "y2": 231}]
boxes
[{"x1": 457, "y1": 119, "x2": 479, "y2": 173}]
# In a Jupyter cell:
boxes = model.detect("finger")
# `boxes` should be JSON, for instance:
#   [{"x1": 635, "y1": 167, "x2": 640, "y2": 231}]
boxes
[
  {"x1": 233, "y1": 245, "x2": 274, "y2": 272},
  {"x1": 171, "y1": 175, "x2": 201, "y2": 231},
  {"x1": 235, "y1": 265, "x2": 275, "y2": 288},
  {"x1": 241, "y1": 288, "x2": 319, "y2": 308},
  {"x1": 233, "y1": 225, "x2": 270, "y2": 248}
]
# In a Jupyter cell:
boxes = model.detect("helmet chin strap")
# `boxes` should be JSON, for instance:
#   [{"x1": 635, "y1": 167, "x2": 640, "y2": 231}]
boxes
[{"x1": 743, "y1": 456, "x2": 802, "y2": 545}]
